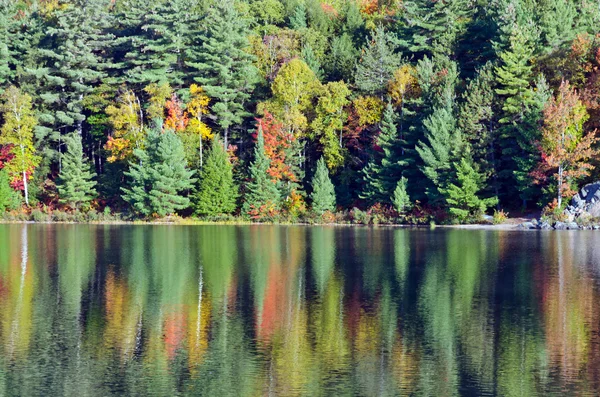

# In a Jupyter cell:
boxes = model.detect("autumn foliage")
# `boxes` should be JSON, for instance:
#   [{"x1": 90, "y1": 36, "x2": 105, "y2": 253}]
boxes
[{"x1": 532, "y1": 81, "x2": 599, "y2": 206}]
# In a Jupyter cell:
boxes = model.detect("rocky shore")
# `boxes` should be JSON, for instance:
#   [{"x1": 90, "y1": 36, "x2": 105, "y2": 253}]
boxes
[{"x1": 518, "y1": 182, "x2": 600, "y2": 230}]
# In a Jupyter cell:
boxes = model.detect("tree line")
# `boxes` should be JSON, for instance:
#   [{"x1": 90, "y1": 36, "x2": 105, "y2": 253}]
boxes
[{"x1": 0, "y1": 0, "x2": 599, "y2": 222}]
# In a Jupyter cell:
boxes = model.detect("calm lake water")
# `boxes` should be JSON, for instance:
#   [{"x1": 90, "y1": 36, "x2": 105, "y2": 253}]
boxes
[{"x1": 0, "y1": 224, "x2": 599, "y2": 396}]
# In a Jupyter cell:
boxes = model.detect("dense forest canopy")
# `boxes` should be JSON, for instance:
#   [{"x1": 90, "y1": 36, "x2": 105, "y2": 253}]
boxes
[{"x1": 1, "y1": 0, "x2": 600, "y2": 222}]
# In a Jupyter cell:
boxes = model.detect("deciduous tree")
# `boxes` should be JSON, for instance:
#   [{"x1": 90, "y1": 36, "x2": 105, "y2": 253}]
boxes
[
  {"x1": 532, "y1": 81, "x2": 598, "y2": 207},
  {"x1": 0, "y1": 86, "x2": 40, "y2": 206}
]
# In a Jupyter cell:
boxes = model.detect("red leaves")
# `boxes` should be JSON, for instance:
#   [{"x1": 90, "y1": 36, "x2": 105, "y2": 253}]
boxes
[
  {"x1": 255, "y1": 111, "x2": 297, "y2": 183},
  {"x1": 532, "y1": 81, "x2": 599, "y2": 201},
  {"x1": 164, "y1": 94, "x2": 188, "y2": 132},
  {"x1": 0, "y1": 145, "x2": 14, "y2": 169}
]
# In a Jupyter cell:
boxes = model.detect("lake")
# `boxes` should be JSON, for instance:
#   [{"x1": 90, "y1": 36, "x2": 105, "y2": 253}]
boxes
[{"x1": 0, "y1": 224, "x2": 599, "y2": 396}]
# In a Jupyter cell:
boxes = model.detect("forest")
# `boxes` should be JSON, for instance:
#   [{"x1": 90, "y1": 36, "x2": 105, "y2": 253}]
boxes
[{"x1": 0, "y1": 0, "x2": 599, "y2": 223}]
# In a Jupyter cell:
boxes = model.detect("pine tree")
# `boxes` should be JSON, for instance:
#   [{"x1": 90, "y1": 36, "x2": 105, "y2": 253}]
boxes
[
  {"x1": 458, "y1": 63, "x2": 500, "y2": 197},
  {"x1": 398, "y1": 0, "x2": 472, "y2": 58},
  {"x1": 194, "y1": 136, "x2": 238, "y2": 216},
  {"x1": 122, "y1": 129, "x2": 195, "y2": 217},
  {"x1": 444, "y1": 156, "x2": 498, "y2": 222},
  {"x1": 355, "y1": 26, "x2": 400, "y2": 98},
  {"x1": 242, "y1": 128, "x2": 280, "y2": 217},
  {"x1": 538, "y1": 0, "x2": 576, "y2": 51},
  {"x1": 57, "y1": 133, "x2": 97, "y2": 209},
  {"x1": 301, "y1": 43, "x2": 323, "y2": 80},
  {"x1": 495, "y1": 25, "x2": 536, "y2": 124},
  {"x1": 310, "y1": 157, "x2": 336, "y2": 214},
  {"x1": 361, "y1": 102, "x2": 406, "y2": 204},
  {"x1": 30, "y1": 0, "x2": 111, "y2": 166},
  {"x1": 187, "y1": 1, "x2": 258, "y2": 148},
  {"x1": 0, "y1": 169, "x2": 20, "y2": 212},
  {"x1": 327, "y1": 33, "x2": 358, "y2": 82},
  {"x1": 416, "y1": 87, "x2": 463, "y2": 203},
  {"x1": 392, "y1": 177, "x2": 411, "y2": 214},
  {"x1": 115, "y1": 0, "x2": 199, "y2": 88}
]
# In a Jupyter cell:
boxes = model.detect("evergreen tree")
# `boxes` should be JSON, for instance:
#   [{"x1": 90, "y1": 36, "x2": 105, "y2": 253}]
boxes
[
  {"x1": 122, "y1": 129, "x2": 195, "y2": 217},
  {"x1": 355, "y1": 26, "x2": 400, "y2": 98},
  {"x1": 115, "y1": 0, "x2": 199, "y2": 88},
  {"x1": 416, "y1": 89, "x2": 463, "y2": 203},
  {"x1": 194, "y1": 136, "x2": 238, "y2": 216},
  {"x1": 444, "y1": 156, "x2": 498, "y2": 222},
  {"x1": 30, "y1": 0, "x2": 111, "y2": 166},
  {"x1": 361, "y1": 102, "x2": 406, "y2": 204},
  {"x1": 242, "y1": 128, "x2": 280, "y2": 217},
  {"x1": 458, "y1": 63, "x2": 500, "y2": 197},
  {"x1": 495, "y1": 25, "x2": 536, "y2": 124},
  {"x1": 301, "y1": 43, "x2": 323, "y2": 80},
  {"x1": 392, "y1": 177, "x2": 411, "y2": 214},
  {"x1": 327, "y1": 33, "x2": 358, "y2": 82},
  {"x1": 310, "y1": 157, "x2": 336, "y2": 214},
  {"x1": 187, "y1": 1, "x2": 258, "y2": 148},
  {"x1": 398, "y1": 0, "x2": 472, "y2": 58},
  {"x1": 538, "y1": 0, "x2": 576, "y2": 51},
  {"x1": 289, "y1": 3, "x2": 307, "y2": 30},
  {"x1": 0, "y1": 169, "x2": 20, "y2": 212},
  {"x1": 57, "y1": 133, "x2": 97, "y2": 209}
]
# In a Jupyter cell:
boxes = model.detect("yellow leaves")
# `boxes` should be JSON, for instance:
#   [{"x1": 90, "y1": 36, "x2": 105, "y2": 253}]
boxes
[
  {"x1": 186, "y1": 119, "x2": 213, "y2": 140},
  {"x1": 144, "y1": 82, "x2": 172, "y2": 121},
  {"x1": 187, "y1": 85, "x2": 210, "y2": 118},
  {"x1": 105, "y1": 137, "x2": 133, "y2": 163},
  {"x1": 388, "y1": 65, "x2": 420, "y2": 107},
  {"x1": 272, "y1": 58, "x2": 322, "y2": 111},
  {"x1": 353, "y1": 95, "x2": 384, "y2": 126},
  {"x1": 0, "y1": 86, "x2": 40, "y2": 178},
  {"x1": 185, "y1": 85, "x2": 212, "y2": 139},
  {"x1": 105, "y1": 89, "x2": 144, "y2": 163}
]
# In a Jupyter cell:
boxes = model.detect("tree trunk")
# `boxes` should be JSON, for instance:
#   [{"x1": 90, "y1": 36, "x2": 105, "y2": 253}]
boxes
[
  {"x1": 224, "y1": 127, "x2": 229, "y2": 150},
  {"x1": 558, "y1": 164, "x2": 563, "y2": 208},
  {"x1": 22, "y1": 170, "x2": 29, "y2": 206}
]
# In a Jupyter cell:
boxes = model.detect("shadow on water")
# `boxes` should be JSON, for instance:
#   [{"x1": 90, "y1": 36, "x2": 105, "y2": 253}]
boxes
[{"x1": 0, "y1": 224, "x2": 599, "y2": 396}]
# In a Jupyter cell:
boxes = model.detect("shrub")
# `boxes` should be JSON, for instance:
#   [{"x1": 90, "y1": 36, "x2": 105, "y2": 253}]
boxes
[
  {"x1": 31, "y1": 208, "x2": 51, "y2": 222},
  {"x1": 492, "y1": 209, "x2": 509, "y2": 225}
]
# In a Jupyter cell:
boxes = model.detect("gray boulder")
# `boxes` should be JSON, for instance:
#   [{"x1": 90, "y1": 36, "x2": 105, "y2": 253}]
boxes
[
  {"x1": 568, "y1": 182, "x2": 600, "y2": 218},
  {"x1": 554, "y1": 221, "x2": 567, "y2": 230}
]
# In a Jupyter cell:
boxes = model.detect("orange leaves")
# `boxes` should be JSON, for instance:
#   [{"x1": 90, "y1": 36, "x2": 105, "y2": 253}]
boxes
[
  {"x1": 388, "y1": 65, "x2": 420, "y2": 107},
  {"x1": 532, "y1": 81, "x2": 599, "y2": 204},
  {"x1": 164, "y1": 94, "x2": 188, "y2": 132},
  {"x1": 256, "y1": 111, "x2": 297, "y2": 182}
]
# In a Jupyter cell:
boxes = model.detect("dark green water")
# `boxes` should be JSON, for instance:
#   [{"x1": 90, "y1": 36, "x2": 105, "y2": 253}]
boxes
[{"x1": 0, "y1": 224, "x2": 599, "y2": 396}]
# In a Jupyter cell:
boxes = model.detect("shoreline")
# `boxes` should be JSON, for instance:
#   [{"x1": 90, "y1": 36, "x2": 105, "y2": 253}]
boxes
[{"x1": 0, "y1": 219, "x2": 524, "y2": 230}]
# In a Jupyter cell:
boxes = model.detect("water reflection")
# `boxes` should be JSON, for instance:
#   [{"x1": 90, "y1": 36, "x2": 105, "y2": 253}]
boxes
[{"x1": 1, "y1": 225, "x2": 600, "y2": 395}]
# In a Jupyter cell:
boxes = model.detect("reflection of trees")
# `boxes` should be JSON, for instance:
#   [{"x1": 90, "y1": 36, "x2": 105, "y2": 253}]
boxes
[
  {"x1": 5, "y1": 225, "x2": 600, "y2": 395},
  {"x1": 542, "y1": 232, "x2": 594, "y2": 387}
]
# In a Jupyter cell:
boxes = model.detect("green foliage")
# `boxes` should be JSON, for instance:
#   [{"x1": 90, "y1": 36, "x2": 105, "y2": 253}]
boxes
[
  {"x1": 355, "y1": 26, "x2": 400, "y2": 97},
  {"x1": 361, "y1": 102, "x2": 407, "y2": 204},
  {"x1": 444, "y1": 156, "x2": 498, "y2": 222},
  {"x1": 0, "y1": 169, "x2": 20, "y2": 212},
  {"x1": 416, "y1": 78, "x2": 463, "y2": 203},
  {"x1": 57, "y1": 133, "x2": 97, "y2": 209},
  {"x1": 187, "y1": 1, "x2": 258, "y2": 146},
  {"x1": 392, "y1": 177, "x2": 411, "y2": 214},
  {"x1": 310, "y1": 157, "x2": 336, "y2": 214},
  {"x1": 242, "y1": 129, "x2": 280, "y2": 217},
  {"x1": 194, "y1": 136, "x2": 238, "y2": 216},
  {"x1": 122, "y1": 129, "x2": 195, "y2": 217}
]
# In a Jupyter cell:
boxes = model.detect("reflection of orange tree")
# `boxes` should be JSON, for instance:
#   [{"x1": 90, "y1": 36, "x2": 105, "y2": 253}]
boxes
[
  {"x1": 542, "y1": 233, "x2": 594, "y2": 381},
  {"x1": 103, "y1": 270, "x2": 146, "y2": 363}
]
